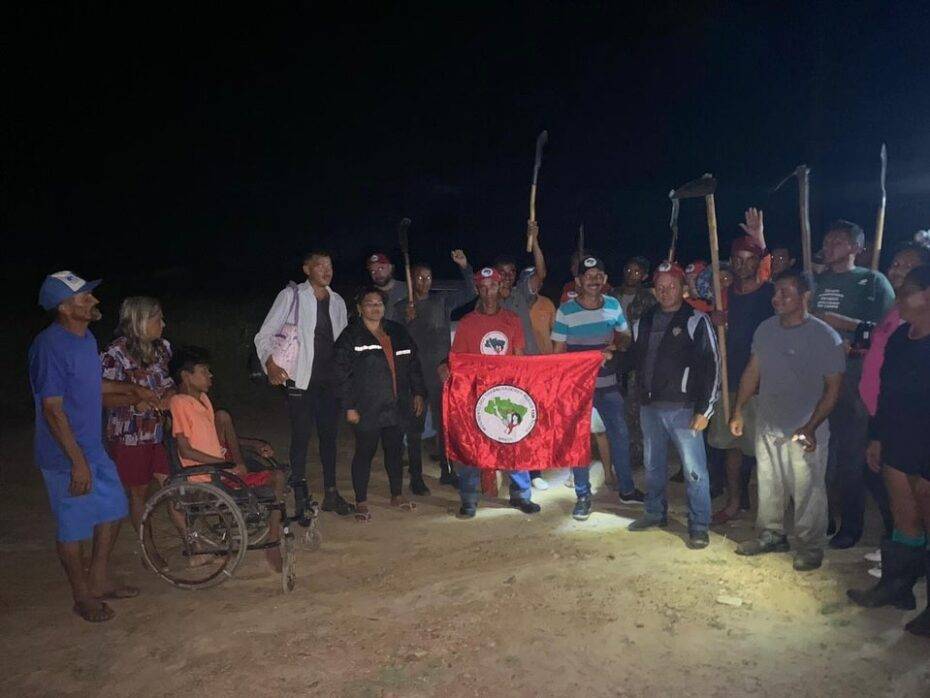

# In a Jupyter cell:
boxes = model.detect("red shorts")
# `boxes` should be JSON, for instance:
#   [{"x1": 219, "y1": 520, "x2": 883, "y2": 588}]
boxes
[
  {"x1": 109, "y1": 442, "x2": 170, "y2": 488},
  {"x1": 241, "y1": 471, "x2": 274, "y2": 487}
]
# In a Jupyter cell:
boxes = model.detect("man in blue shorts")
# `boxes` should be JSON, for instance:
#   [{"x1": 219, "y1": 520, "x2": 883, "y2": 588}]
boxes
[{"x1": 29, "y1": 271, "x2": 152, "y2": 622}]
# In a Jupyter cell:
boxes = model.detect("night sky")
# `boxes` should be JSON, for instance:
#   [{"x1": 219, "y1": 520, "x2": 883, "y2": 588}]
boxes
[{"x1": 6, "y1": 2, "x2": 930, "y2": 297}]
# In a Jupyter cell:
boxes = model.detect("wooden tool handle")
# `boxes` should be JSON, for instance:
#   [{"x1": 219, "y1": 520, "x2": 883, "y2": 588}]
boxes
[
  {"x1": 798, "y1": 167, "x2": 813, "y2": 275},
  {"x1": 705, "y1": 193, "x2": 730, "y2": 421},
  {"x1": 527, "y1": 184, "x2": 538, "y2": 252},
  {"x1": 871, "y1": 204, "x2": 886, "y2": 271},
  {"x1": 403, "y1": 253, "x2": 414, "y2": 304}
]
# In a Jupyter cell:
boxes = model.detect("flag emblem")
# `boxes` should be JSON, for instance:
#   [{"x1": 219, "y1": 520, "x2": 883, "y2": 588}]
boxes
[
  {"x1": 480, "y1": 331, "x2": 509, "y2": 355},
  {"x1": 475, "y1": 385, "x2": 537, "y2": 443}
]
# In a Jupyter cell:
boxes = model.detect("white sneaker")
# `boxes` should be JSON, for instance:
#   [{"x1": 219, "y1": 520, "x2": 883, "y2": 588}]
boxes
[
  {"x1": 864, "y1": 548, "x2": 882, "y2": 563},
  {"x1": 868, "y1": 565, "x2": 882, "y2": 579},
  {"x1": 532, "y1": 477, "x2": 550, "y2": 490}
]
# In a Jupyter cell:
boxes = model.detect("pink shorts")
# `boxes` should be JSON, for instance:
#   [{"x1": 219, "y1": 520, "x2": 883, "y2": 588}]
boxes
[{"x1": 109, "y1": 442, "x2": 170, "y2": 488}]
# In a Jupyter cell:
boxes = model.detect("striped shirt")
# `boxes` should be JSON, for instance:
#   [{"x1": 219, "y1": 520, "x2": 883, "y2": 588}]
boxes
[{"x1": 551, "y1": 296, "x2": 629, "y2": 388}]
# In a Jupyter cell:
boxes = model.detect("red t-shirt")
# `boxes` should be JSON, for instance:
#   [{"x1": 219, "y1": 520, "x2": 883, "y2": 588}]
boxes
[{"x1": 452, "y1": 309, "x2": 525, "y2": 356}]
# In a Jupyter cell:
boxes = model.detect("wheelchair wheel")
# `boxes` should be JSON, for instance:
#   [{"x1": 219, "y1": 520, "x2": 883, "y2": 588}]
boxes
[
  {"x1": 140, "y1": 481, "x2": 248, "y2": 590},
  {"x1": 281, "y1": 531, "x2": 296, "y2": 594},
  {"x1": 243, "y1": 516, "x2": 271, "y2": 548},
  {"x1": 299, "y1": 516, "x2": 323, "y2": 552}
]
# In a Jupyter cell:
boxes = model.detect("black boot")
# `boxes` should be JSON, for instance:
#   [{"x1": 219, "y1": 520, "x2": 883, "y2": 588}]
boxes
[
  {"x1": 290, "y1": 478, "x2": 313, "y2": 527},
  {"x1": 409, "y1": 472, "x2": 431, "y2": 496},
  {"x1": 322, "y1": 489, "x2": 355, "y2": 516},
  {"x1": 847, "y1": 539, "x2": 923, "y2": 610},
  {"x1": 905, "y1": 549, "x2": 930, "y2": 637}
]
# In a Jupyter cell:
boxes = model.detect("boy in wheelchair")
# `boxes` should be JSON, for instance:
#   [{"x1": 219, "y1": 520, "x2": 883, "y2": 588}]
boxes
[{"x1": 168, "y1": 345, "x2": 286, "y2": 571}]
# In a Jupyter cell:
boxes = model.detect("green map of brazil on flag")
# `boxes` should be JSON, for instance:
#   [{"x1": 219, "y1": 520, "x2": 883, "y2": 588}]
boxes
[{"x1": 443, "y1": 351, "x2": 603, "y2": 470}]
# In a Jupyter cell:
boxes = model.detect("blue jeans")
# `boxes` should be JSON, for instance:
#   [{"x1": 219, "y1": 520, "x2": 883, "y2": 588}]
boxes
[
  {"x1": 574, "y1": 388, "x2": 633, "y2": 497},
  {"x1": 640, "y1": 404, "x2": 711, "y2": 532},
  {"x1": 457, "y1": 465, "x2": 532, "y2": 508}
]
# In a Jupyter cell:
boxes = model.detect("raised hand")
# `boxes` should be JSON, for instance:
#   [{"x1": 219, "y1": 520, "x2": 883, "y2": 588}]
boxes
[
  {"x1": 739, "y1": 208, "x2": 764, "y2": 246},
  {"x1": 526, "y1": 220, "x2": 540, "y2": 248},
  {"x1": 451, "y1": 249, "x2": 468, "y2": 268}
]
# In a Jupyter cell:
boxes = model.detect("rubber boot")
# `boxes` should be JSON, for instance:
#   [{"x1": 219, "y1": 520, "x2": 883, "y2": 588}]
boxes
[
  {"x1": 847, "y1": 539, "x2": 923, "y2": 610},
  {"x1": 905, "y1": 550, "x2": 930, "y2": 637}
]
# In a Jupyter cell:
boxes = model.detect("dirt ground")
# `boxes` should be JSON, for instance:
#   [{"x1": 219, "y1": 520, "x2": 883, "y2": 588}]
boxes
[{"x1": 2, "y1": 399, "x2": 929, "y2": 698}]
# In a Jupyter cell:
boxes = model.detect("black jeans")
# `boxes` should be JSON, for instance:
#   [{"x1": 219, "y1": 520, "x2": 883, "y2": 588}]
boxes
[
  {"x1": 404, "y1": 410, "x2": 424, "y2": 478},
  {"x1": 351, "y1": 425, "x2": 404, "y2": 502},
  {"x1": 286, "y1": 383, "x2": 340, "y2": 490}
]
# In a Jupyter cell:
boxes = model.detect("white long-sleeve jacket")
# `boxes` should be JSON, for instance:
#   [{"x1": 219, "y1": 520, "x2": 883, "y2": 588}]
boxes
[{"x1": 254, "y1": 281, "x2": 348, "y2": 390}]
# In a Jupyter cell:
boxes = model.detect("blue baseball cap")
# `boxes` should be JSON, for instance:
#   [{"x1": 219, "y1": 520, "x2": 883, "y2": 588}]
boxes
[{"x1": 38, "y1": 271, "x2": 102, "y2": 311}]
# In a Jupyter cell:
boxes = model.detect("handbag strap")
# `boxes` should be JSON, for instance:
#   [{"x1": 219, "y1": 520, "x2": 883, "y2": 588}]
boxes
[{"x1": 280, "y1": 282, "x2": 299, "y2": 331}]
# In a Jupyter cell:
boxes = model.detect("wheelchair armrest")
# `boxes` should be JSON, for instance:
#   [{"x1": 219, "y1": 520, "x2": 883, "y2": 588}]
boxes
[{"x1": 178, "y1": 461, "x2": 239, "y2": 477}]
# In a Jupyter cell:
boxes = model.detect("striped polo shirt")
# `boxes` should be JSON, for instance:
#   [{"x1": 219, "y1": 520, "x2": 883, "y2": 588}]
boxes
[{"x1": 551, "y1": 295, "x2": 629, "y2": 389}]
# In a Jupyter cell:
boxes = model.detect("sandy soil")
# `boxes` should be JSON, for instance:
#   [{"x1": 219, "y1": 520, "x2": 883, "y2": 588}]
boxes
[{"x1": 1, "y1": 401, "x2": 928, "y2": 698}]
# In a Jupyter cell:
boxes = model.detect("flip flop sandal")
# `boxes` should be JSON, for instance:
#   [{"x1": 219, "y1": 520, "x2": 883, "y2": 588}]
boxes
[
  {"x1": 393, "y1": 500, "x2": 417, "y2": 512},
  {"x1": 73, "y1": 601, "x2": 115, "y2": 623},
  {"x1": 354, "y1": 505, "x2": 371, "y2": 523},
  {"x1": 94, "y1": 586, "x2": 140, "y2": 600}
]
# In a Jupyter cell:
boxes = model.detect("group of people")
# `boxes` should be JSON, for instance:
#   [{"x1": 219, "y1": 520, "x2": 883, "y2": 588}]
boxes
[{"x1": 26, "y1": 211, "x2": 930, "y2": 637}]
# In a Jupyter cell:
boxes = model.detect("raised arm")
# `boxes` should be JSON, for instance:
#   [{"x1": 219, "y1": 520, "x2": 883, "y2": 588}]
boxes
[
  {"x1": 445, "y1": 249, "x2": 477, "y2": 312},
  {"x1": 526, "y1": 221, "x2": 547, "y2": 294}
]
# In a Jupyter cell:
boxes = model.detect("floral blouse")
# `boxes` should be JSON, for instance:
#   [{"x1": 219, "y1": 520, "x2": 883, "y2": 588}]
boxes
[{"x1": 101, "y1": 337, "x2": 174, "y2": 445}]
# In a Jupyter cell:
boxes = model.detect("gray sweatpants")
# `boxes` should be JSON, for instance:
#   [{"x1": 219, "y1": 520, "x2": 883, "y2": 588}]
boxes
[{"x1": 755, "y1": 422, "x2": 830, "y2": 552}]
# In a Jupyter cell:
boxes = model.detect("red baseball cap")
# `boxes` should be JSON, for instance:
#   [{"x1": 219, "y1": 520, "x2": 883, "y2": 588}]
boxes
[
  {"x1": 475, "y1": 266, "x2": 503, "y2": 284},
  {"x1": 684, "y1": 259, "x2": 707, "y2": 276},
  {"x1": 366, "y1": 252, "x2": 391, "y2": 268},
  {"x1": 653, "y1": 260, "x2": 686, "y2": 282},
  {"x1": 731, "y1": 236, "x2": 765, "y2": 258}
]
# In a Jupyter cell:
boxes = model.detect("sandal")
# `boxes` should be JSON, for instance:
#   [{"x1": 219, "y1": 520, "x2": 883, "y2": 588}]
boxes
[
  {"x1": 354, "y1": 503, "x2": 371, "y2": 523},
  {"x1": 73, "y1": 601, "x2": 115, "y2": 623},
  {"x1": 391, "y1": 497, "x2": 417, "y2": 512}
]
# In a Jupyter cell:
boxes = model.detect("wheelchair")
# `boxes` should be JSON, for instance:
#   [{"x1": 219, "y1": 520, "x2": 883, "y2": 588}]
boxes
[{"x1": 139, "y1": 415, "x2": 322, "y2": 592}]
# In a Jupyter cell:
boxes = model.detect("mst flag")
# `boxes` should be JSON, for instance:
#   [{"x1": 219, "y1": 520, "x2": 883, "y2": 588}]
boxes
[{"x1": 444, "y1": 351, "x2": 602, "y2": 470}]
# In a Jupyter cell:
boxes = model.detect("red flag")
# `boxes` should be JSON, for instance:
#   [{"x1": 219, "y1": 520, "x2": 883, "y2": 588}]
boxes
[{"x1": 443, "y1": 351, "x2": 603, "y2": 470}]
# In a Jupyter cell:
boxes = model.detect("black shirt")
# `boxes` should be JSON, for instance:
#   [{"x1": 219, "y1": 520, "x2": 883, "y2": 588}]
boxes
[
  {"x1": 726, "y1": 283, "x2": 774, "y2": 382},
  {"x1": 870, "y1": 324, "x2": 930, "y2": 470},
  {"x1": 310, "y1": 295, "x2": 334, "y2": 387}
]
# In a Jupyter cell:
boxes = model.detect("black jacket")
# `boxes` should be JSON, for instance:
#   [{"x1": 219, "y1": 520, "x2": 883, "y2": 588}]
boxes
[
  {"x1": 629, "y1": 303, "x2": 721, "y2": 419},
  {"x1": 333, "y1": 319, "x2": 426, "y2": 430}
]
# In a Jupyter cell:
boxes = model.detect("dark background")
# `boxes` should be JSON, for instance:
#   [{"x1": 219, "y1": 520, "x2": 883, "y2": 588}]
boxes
[{"x1": 4, "y1": 2, "x2": 930, "y2": 412}]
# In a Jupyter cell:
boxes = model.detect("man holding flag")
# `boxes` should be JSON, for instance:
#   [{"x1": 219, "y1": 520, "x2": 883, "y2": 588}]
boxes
[
  {"x1": 442, "y1": 264, "x2": 604, "y2": 519},
  {"x1": 551, "y1": 255, "x2": 639, "y2": 521},
  {"x1": 441, "y1": 266, "x2": 539, "y2": 517}
]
